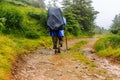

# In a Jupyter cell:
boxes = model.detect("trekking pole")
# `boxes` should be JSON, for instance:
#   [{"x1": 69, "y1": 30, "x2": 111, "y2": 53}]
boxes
[
  {"x1": 65, "y1": 29, "x2": 68, "y2": 51},
  {"x1": 65, "y1": 34, "x2": 68, "y2": 51}
]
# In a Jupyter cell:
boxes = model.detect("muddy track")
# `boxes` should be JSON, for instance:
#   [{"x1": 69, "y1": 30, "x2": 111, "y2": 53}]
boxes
[
  {"x1": 79, "y1": 37, "x2": 120, "y2": 80},
  {"x1": 11, "y1": 37, "x2": 120, "y2": 80}
]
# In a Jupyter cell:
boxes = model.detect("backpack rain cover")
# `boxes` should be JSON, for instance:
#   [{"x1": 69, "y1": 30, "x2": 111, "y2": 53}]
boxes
[{"x1": 47, "y1": 8, "x2": 64, "y2": 30}]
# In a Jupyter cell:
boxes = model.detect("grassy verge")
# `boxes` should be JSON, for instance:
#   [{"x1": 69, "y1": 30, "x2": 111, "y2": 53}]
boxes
[
  {"x1": 71, "y1": 40, "x2": 96, "y2": 67},
  {"x1": 94, "y1": 34, "x2": 120, "y2": 58},
  {"x1": 0, "y1": 35, "x2": 52, "y2": 80},
  {"x1": 61, "y1": 40, "x2": 96, "y2": 67}
]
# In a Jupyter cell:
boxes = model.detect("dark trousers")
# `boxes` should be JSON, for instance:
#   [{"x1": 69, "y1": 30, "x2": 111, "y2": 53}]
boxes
[{"x1": 52, "y1": 36, "x2": 63, "y2": 49}]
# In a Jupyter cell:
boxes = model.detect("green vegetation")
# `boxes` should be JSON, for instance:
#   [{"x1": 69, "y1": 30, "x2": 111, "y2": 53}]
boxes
[
  {"x1": 94, "y1": 35, "x2": 120, "y2": 57},
  {"x1": 0, "y1": 35, "x2": 52, "y2": 79},
  {"x1": 0, "y1": 0, "x2": 98, "y2": 37},
  {"x1": 72, "y1": 40, "x2": 87, "y2": 50},
  {"x1": 110, "y1": 14, "x2": 120, "y2": 34},
  {"x1": 94, "y1": 12, "x2": 120, "y2": 58},
  {"x1": 95, "y1": 12, "x2": 120, "y2": 58},
  {"x1": 94, "y1": 26, "x2": 109, "y2": 34},
  {"x1": 62, "y1": 0, "x2": 98, "y2": 36},
  {"x1": 0, "y1": 1, "x2": 48, "y2": 79},
  {"x1": 59, "y1": 40, "x2": 95, "y2": 67},
  {"x1": 70, "y1": 40, "x2": 96, "y2": 67},
  {"x1": 71, "y1": 51, "x2": 96, "y2": 67},
  {"x1": 0, "y1": 1, "x2": 47, "y2": 38},
  {"x1": 0, "y1": 0, "x2": 99, "y2": 79}
]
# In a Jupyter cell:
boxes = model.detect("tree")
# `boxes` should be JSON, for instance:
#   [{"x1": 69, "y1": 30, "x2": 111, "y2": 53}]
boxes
[
  {"x1": 62, "y1": 0, "x2": 72, "y2": 8},
  {"x1": 62, "y1": 0, "x2": 98, "y2": 36},
  {"x1": 45, "y1": 0, "x2": 59, "y2": 8},
  {"x1": 73, "y1": 0, "x2": 98, "y2": 31},
  {"x1": 53, "y1": 0, "x2": 58, "y2": 7},
  {"x1": 47, "y1": 1, "x2": 52, "y2": 9},
  {"x1": 110, "y1": 14, "x2": 120, "y2": 34},
  {"x1": 31, "y1": 0, "x2": 46, "y2": 8},
  {"x1": 94, "y1": 25, "x2": 109, "y2": 34},
  {"x1": 38, "y1": 0, "x2": 46, "y2": 9}
]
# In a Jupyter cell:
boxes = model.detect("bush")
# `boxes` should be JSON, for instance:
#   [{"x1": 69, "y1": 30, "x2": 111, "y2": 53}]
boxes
[
  {"x1": 111, "y1": 29, "x2": 118, "y2": 34},
  {"x1": 28, "y1": 10, "x2": 47, "y2": 27},
  {"x1": 106, "y1": 35, "x2": 120, "y2": 48},
  {"x1": 0, "y1": 23, "x2": 5, "y2": 32},
  {"x1": 28, "y1": 12, "x2": 40, "y2": 20},
  {"x1": 0, "y1": 18, "x2": 6, "y2": 32},
  {"x1": 0, "y1": 2, "x2": 47, "y2": 37},
  {"x1": 2, "y1": 28, "x2": 11, "y2": 34},
  {"x1": 94, "y1": 35, "x2": 120, "y2": 57},
  {"x1": 0, "y1": 2, "x2": 24, "y2": 30},
  {"x1": 8, "y1": 0, "x2": 27, "y2": 6},
  {"x1": 95, "y1": 35, "x2": 120, "y2": 51},
  {"x1": 94, "y1": 37, "x2": 106, "y2": 52},
  {"x1": 25, "y1": 31, "x2": 40, "y2": 39}
]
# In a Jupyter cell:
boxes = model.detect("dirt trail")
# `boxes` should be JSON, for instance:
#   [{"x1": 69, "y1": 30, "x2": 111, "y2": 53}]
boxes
[
  {"x1": 80, "y1": 37, "x2": 120, "y2": 80},
  {"x1": 12, "y1": 37, "x2": 120, "y2": 80}
]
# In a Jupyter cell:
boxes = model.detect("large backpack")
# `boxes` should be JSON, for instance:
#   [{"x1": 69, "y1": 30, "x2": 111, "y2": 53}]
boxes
[{"x1": 47, "y1": 8, "x2": 64, "y2": 30}]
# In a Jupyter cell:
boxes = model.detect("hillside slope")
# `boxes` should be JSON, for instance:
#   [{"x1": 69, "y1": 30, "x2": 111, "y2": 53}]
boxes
[{"x1": 0, "y1": 1, "x2": 48, "y2": 80}]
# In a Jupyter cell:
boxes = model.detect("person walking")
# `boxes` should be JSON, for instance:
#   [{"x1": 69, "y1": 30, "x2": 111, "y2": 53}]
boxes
[
  {"x1": 47, "y1": 8, "x2": 66, "y2": 51},
  {"x1": 49, "y1": 17, "x2": 66, "y2": 49}
]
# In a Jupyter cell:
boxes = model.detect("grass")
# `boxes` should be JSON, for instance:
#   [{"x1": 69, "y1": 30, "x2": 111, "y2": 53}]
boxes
[
  {"x1": 94, "y1": 34, "x2": 120, "y2": 58},
  {"x1": 71, "y1": 40, "x2": 87, "y2": 50},
  {"x1": 67, "y1": 40, "x2": 96, "y2": 67},
  {"x1": 70, "y1": 51, "x2": 96, "y2": 67},
  {"x1": 70, "y1": 40, "x2": 96, "y2": 67},
  {"x1": 0, "y1": 2, "x2": 48, "y2": 79},
  {"x1": 0, "y1": 2, "x2": 47, "y2": 38},
  {"x1": 0, "y1": 35, "x2": 52, "y2": 80}
]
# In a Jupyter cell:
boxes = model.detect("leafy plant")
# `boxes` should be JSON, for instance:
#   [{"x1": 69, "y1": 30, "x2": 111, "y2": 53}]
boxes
[
  {"x1": 0, "y1": 2, "x2": 24, "y2": 30},
  {"x1": 63, "y1": 0, "x2": 98, "y2": 36},
  {"x1": 25, "y1": 31, "x2": 40, "y2": 39},
  {"x1": 0, "y1": 18, "x2": 6, "y2": 32}
]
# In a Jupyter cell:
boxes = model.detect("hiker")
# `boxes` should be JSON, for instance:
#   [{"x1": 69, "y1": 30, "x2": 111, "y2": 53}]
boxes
[
  {"x1": 50, "y1": 17, "x2": 66, "y2": 49},
  {"x1": 47, "y1": 8, "x2": 66, "y2": 49}
]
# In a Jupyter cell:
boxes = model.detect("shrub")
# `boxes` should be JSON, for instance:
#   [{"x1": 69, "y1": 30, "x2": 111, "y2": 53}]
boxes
[
  {"x1": 95, "y1": 35, "x2": 120, "y2": 51},
  {"x1": 28, "y1": 12, "x2": 40, "y2": 20},
  {"x1": 0, "y1": 2, "x2": 47, "y2": 37},
  {"x1": 0, "y1": 18, "x2": 6, "y2": 32},
  {"x1": 107, "y1": 35, "x2": 120, "y2": 48},
  {"x1": 25, "y1": 31, "x2": 40, "y2": 39},
  {"x1": 0, "y1": 23, "x2": 5, "y2": 31},
  {"x1": 94, "y1": 40, "x2": 105, "y2": 52},
  {"x1": 0, "y1": 2, "x2": 24, "y2": 30},
  {"x1": 94, "y1": 35, "x2": 120, "y2": 57},
  {"x1": 28, "y1": 10, "x2": 47, "y2": 27},
  {"x1": 2, "y1": 28, "x2": 11, "y2": 34},
  {"x1": 8, "y1": 0, "x2": 27, "y2": 6}
]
